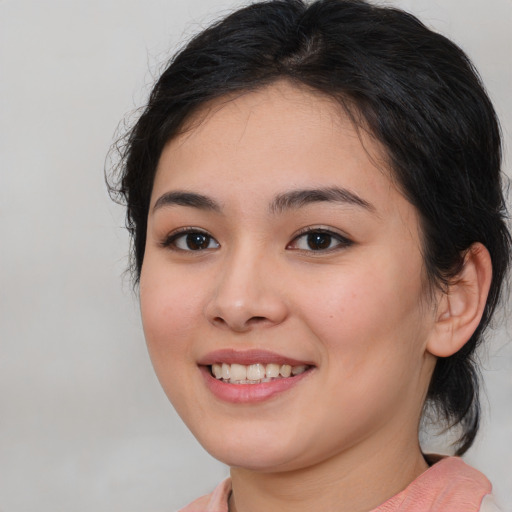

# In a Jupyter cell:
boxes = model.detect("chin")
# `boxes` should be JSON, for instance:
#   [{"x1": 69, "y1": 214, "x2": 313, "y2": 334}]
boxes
[
  {"x1": 194, "y1": 427, "x2": 304, "y2": 472},
  {"x1": 211, "y1": 449, "x2": 298, "y2": 473}
]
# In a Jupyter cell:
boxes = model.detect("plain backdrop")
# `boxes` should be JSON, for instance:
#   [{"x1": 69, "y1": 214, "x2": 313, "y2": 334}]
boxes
[{"x1": 1, "y1": 0, "x2": 511, "y2": 510}]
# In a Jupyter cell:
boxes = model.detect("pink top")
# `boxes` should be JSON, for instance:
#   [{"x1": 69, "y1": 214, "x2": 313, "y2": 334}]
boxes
[{"x1": 179, "y1": 456, "x2": 493, "y2": 512}]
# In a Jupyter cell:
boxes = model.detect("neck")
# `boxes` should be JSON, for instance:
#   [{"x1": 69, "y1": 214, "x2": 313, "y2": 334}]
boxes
[{"x1": 229, "y1": 430, "x2": 428, "y2": 512}]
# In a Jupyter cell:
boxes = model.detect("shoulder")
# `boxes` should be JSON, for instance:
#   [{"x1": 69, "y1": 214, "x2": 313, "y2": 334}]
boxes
[
  {"x1": 372, "y1": 456, "x2": 494, "y2": 512},
  {"x1": 177, "y1": 478, "x2": 232, "y2": 512},
  {"x1": 178, "y1": 460, "x2": 499, "y2": 512}
]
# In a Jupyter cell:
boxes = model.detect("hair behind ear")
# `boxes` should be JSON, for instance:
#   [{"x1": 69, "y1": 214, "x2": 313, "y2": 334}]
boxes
[
  {"x1": 427, "y1": 346, "x2": 480, "y2": 455},
  {"x1": 426, "y1": 243, "x2": 493, "y2": 454}
]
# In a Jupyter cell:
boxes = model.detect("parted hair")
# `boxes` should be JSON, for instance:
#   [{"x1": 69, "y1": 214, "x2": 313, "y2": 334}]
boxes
[{"x1": 109, "y1": 0, "x2": 511, "y2": 455}]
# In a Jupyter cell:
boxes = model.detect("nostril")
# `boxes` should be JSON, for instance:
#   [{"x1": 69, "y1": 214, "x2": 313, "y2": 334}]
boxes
[
  {"x1": 244, "y1": 316, "x2": 272, "y2": 328},
  {"x1": 211, "y1": 315, "x2": 269, "y2": 332},
  {"x1": 250, "y1": 316, "x2": 267, "y2": 323}
]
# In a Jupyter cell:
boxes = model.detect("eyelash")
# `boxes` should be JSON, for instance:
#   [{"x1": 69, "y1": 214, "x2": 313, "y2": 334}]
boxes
[
  {"x1": 287, "y1": 227, "x2": 353, "y2": 253},
  {"x1": 161, "y1": 227, "x2": 353, "y2": 253},
  {"x1": 161, "y1": 227, "x2": 219, "y2": 252}
]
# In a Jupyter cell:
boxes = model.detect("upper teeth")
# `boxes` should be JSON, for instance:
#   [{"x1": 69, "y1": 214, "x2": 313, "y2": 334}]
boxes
[{"x1": 211, "y1": 363, "x2": 308, "y2": 383}]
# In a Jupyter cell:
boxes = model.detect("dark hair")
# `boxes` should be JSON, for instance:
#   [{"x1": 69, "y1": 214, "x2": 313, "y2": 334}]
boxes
[{"x1": 108, "y1": 0, "x2": 510, "y2": 455}]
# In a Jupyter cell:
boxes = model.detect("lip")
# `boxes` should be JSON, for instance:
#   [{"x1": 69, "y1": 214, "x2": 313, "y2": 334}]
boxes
[
  {"x1": 200, "y1": 365, "x2": 313, "y2": 403},
  {"x1": 198, "y1": 349, "x2": 315, "y2": 404},
  {"x1": 197, "y1": 348, "x2": 314, "y2": 367}
]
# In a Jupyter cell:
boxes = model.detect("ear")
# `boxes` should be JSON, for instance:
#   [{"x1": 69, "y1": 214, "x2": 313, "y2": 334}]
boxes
[{"x1": 427, "y1": 243, "x2": 493, "y2": 358}]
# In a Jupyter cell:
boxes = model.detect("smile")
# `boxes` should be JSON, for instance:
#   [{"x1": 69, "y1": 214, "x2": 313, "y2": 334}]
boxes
[
  {"x1": 210, "y1": 363, "x2": 310, "y2": 384},
  {"x1": 199, "y1": 349, "x2": 315, "y2": 403}
]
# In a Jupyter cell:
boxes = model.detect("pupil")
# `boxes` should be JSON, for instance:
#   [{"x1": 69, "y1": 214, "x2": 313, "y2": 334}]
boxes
[
  {"x1": 186, "y1": 233, "x2": 209, "y2": 250},
  {"x1": 307, "y1": 233, "x2": 331, "y2": 250}
]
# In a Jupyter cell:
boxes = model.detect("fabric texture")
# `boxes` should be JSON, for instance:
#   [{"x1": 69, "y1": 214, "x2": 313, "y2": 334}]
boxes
[
  {"x1": 178, "y1": 478, "x2": 231, "y2": 512},
  {"x1": 178, "y1": 456, "x2": 496, "y2": 512}
]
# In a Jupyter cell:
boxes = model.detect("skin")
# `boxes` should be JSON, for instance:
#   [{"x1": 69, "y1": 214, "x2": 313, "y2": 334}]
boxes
[{"x1": 139, "y1": 82, "x2": 486, "y2": 512}]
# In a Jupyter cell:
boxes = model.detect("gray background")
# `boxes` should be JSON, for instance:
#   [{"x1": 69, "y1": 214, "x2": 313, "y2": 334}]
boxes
[{"x1": 1, "y1": 0, "x2": 511, "y2": 510}]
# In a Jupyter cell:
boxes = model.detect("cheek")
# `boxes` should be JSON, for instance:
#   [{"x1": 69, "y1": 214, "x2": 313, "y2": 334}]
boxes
[
  {"x1": 298, "y1": 256, "x2": 429, "y2": 370},
  {"x1": 300, "y1": 265, "x2": 430, "y2": 430},
  {"x1": 139, "y1": 261, "x2": 210, "y2": 416},
  {"x1": 139, "y1": 258, "x2": 204, "y2": 364}
]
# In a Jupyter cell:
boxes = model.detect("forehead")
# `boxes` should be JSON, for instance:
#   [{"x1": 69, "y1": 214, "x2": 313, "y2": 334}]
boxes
[
  {"x1": 171, "y1": 82, "x2": 379, "y2": 161},
  {"x1": 182, "y1": 81, "x2": 348, "y2": 135},
  {"x1": 152, "y1": 81, "x2": 408, "y2": 219}
]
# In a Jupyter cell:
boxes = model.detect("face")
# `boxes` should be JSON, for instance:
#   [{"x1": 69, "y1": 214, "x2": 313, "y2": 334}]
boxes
[{"x1": 140, "y1": 82, "x2": 438, "y2": 472}]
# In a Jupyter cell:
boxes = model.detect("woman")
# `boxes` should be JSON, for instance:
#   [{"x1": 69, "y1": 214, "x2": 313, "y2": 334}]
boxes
[{"x1": 109, "y1": 0, "x2": 510, "y2": 510}]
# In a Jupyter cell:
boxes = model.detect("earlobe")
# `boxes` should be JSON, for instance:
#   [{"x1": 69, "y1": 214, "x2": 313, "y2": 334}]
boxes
[{"x1": 427, "y1": 243, "x2": 492, "y2": 358}]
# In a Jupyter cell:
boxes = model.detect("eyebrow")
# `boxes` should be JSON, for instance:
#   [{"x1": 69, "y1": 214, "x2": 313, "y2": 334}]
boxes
[
  {"x1": 152, "y1": 186, "x2": 374, "y2": 215},
  {"x1": 269, "y1": 187, "x2": 375, "y2": 214},
  {"x1": 152, "y1": 191, "x2": 222, "y2": 213}
]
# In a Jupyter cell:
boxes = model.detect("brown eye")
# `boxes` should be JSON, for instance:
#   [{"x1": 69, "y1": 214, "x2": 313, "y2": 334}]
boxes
[
  {"x1": 287, "y1": 229, "x2": 353, "y2": 252},
  {"x1": 306, "y1": 232, "x2": 332, "y2": 250},
  {"x1": 185, "y1": 233, "x2": 211, "y2": 250},
  {"x1": 165, "y1": 230, "x2": 220, "y2": 251}
]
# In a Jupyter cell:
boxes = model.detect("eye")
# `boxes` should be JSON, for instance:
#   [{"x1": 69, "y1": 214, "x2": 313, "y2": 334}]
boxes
[
  {"x1": 163, "y1": 229, "x2": 220, "y2": 251},
  {"x1": 287, "y1": 229, "x2": 352, "y2": 252}
]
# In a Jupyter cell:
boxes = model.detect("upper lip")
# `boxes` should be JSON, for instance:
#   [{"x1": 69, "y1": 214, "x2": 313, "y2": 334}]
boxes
[{"x1": 197, "y1": 349, "x2": 314, "y2": 367}]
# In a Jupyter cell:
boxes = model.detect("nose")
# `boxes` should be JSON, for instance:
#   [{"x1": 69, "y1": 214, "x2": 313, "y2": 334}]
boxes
[{"x1": 204, "y1": 246, "x2": 288, "y2": 332}]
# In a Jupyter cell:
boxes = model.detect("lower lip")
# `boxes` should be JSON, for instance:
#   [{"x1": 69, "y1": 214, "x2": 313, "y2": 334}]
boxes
[{"x1": 200, "y1": 366, "x2": 313, "y2": 403}]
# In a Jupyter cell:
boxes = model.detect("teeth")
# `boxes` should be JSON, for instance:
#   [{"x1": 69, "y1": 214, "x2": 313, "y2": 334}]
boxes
[
  {"x1": 221, "y1": 363, "x2": 230, "y2": 380},
  {"x1": 279, "y1": 364, "x2": 291, "y2": 377},
  {"x1": 291, "y1": 365, "x2": 307, "y2": 375},
  {"x1": 247, "y1": 363, "x2": 265, "y2": 380},
  {"x1": 265, "y1": 363, "x2": 280, "y2": 378},
  {"x1": 230, "y1": 364, "x2": 247, "y2": 381},
  {"x1": 210, "y1": 362, "x2": 309, "y2": 383},
  {"x1": 212, "y1": 363, "x2": 222, "y2": 379}
]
